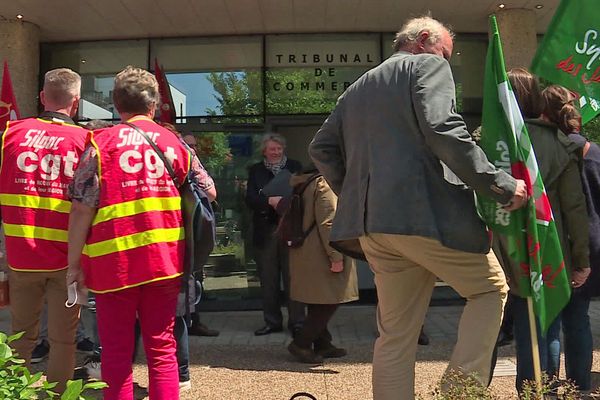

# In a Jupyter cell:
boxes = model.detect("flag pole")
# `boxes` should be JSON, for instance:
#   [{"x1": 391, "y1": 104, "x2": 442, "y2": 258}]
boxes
[{"x1": 527, "y1": 297, "x2": 543, "y2": 394}]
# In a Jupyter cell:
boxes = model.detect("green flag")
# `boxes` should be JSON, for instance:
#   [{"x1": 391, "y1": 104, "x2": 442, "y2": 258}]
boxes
[
  {"x1": 531, "y1": 0, "x2": 600, "y2": 100},
  {"x1": 579, "y1": 95, "x2": 600, "y2": 125},
  {"x1": 478, "y1": 16, "x2": 571, "y2": 334}
]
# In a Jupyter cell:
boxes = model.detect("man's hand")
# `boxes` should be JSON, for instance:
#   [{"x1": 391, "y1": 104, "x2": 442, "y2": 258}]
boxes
[
  {"x1": 66, "y1": 264, "x2": 85, "y2": 288},
  {"x1": 571, "y1": 267, "x2": 591, "y2": 288},
  {"x1": 503, "y1": 179, "x2": 528, "y2": 211},
  {"x1": 330, "y1": 260, "x2": 344, "y2": 273},
  {"x1": 268, "y1": 196, "x2": 282, "y2": 209}
]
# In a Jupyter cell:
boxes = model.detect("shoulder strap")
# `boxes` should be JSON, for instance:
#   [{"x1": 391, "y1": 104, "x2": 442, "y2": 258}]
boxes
[
  {"x1": 296, "y1": 173, "x2": 322, "y2": 239},
  {"x1": 294, "y1": 173, "x2": 322, "y2": 195},
  {"x1": 124, "y1": 122, "x2": 180, "y2": 187}
]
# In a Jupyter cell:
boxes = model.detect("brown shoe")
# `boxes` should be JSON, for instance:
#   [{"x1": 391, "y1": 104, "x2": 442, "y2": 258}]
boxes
[
  {"x1": 189, "y1": 322, "x2": 220, "y2": 337},
  {"x1": 288, "y1": 342, "x2": 323, "y2": 364},
  {"x1": 315, "y1": 343, "x2": 347, "y2": 358}
]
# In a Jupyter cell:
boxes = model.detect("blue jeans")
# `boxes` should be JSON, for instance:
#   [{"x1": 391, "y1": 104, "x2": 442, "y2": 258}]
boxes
[
  {"x1": 561, "y1": 290, "x2": 592, "y2": 391},
  {"x1": 513, "y1": 296, "x2": 561, "y2": 392},
  {"x1": 174, "y1": 316, "x2": 190, "y2": 382}
]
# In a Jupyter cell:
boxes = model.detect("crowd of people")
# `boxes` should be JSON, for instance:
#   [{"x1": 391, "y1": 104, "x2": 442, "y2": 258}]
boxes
[{"x1": 0, "y1": 14, "x2": 598, "y2": 400}]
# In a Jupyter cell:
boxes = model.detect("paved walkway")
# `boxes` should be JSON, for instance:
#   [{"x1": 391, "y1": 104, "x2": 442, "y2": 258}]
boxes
[{"x1": 3, "y1": 301, "x2": 600, "y2": 399}]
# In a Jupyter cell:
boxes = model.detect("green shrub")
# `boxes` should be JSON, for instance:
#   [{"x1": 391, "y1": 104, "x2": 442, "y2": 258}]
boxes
[{"x1": 0, "y1": 331, "x2": 106, "y2": 399}]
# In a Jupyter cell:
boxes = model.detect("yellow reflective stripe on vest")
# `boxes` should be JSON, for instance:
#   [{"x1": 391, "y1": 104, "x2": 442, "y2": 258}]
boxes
[
  {"x1": 0, "y1": 193, "x2": 72, "y2": 213},
  {"x1": 83, "y1": 227, "x2": 184, "y2": 257},
  {"x1": 3, "y1": 223, "x2": 68, "y2": 242},
  {"x1": 93, "y1": 196, "x2": 181, "y2": 226}
]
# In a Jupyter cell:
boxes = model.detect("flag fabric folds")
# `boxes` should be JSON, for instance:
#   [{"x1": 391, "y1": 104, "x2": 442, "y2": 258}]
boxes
[
  {"x1": 154, "y1": 59, "x2": 176, "y2": 124},
  {"x1": 531, "y1": 0, "x2": 600, "y2": 124},
  {"x1": 477, "y1": 15, "x2": 570, "y2": 334},
  {"x1": 0, "y1": 61, "x2": 21, "y2": 131}
]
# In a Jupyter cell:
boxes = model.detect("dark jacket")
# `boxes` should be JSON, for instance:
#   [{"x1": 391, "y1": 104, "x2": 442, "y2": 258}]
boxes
[
  {"x1": 493, "y1": 120, "x2": 589, "y2": 296},
  {"x1": 309, "y1": 51, "x2": 516, "y2": 255},
  {"x1": 245, "y1": 159, "x2": 302, "y2": 247},
  {"x1": 569, "y1": 133, "x2": 600, "y2": 297}
]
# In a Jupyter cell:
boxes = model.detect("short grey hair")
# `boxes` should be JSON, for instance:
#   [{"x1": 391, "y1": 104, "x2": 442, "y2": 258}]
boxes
[
  {"x1": 392, "y1": 16, "x2": 453, "y2": 52},
  {"x1": 43, "y1": 68, "x2": 81, "y2": 108},
  {"x1": 112, "y1": 66, "x2": 159, "y2": 115},
  {"x1": 260, "y1": 133, "x2": 286, "y2": 152}
]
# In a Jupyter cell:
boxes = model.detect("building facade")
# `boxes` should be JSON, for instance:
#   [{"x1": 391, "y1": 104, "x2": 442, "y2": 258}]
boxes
[{"x1": 0, "y1": 1, "x2": 558, "y2": 308}]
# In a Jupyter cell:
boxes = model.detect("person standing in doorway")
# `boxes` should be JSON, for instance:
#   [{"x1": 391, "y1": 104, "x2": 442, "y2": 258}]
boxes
[{"x1": 246, "y1": 133, "x2": 305, "y2": 336}]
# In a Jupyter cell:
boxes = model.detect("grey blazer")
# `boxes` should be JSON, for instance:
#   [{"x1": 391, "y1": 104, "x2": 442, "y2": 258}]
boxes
[{"x1": 309, "y1": 51, "x2": 517, "y2": 254}]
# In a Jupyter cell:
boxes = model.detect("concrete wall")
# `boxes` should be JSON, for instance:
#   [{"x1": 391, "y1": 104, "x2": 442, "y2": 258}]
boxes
[
  {"x1": 0, "y1": 21, "x2": 40, "y2": 118},
  {"x1": 495, "y1": 8, "x2": 538, "y2": 71}
]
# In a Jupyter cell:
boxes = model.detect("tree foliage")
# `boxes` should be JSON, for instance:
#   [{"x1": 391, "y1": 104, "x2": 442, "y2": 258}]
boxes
[{"x1": 583, "y1": 116, "x2": 600, "y2": 144}]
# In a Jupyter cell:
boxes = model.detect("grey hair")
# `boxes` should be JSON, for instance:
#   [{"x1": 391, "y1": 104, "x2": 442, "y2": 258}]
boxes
[
  {"x1": 260, "y1": 133, "x2": 286, "y2": 152},
  {"x1": 112, "y1": 66, "x2": 159, "y2": 115},
  {"x1": 43, "y1": 68, "x2": 81, "y2": 108},
  {"x1": 392, "y1": 16, "x2": 454, "y2": 52}
]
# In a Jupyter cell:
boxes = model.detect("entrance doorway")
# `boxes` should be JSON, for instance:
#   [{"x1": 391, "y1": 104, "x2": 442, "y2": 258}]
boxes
[{"x1": 178, "y1": 121, "x2": 323, "y2": 310}]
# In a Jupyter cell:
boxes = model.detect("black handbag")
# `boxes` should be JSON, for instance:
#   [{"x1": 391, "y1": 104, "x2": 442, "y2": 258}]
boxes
[{"x1": 124, "y1": 122, "x2": 216, "y2": 321}]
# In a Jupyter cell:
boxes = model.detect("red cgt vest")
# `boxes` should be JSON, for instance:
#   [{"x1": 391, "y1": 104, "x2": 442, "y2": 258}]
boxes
[
  {"x1": 0, "y1": 117, "x2": 87, "y2": 271},
  {"x1": 81, "y1": 116, "x2": 191, "y2": 293}
]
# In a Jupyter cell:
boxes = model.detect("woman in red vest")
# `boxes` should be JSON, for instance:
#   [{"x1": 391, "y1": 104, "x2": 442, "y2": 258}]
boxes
[{"x1": 66, "y1": 66, "x2": 202, "y2": 400}]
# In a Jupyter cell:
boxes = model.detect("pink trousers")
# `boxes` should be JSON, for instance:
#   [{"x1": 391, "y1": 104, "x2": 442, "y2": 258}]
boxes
[{"x1": 95, "y1": 279, "x2": 180, "y2": 400}]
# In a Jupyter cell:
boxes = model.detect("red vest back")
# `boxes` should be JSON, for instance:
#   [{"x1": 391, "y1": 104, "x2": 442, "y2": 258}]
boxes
[
  {"x1": 0, "y1": 117, "x2": 88, "y2": 271},
  {"x1": 81, "y1": 116, "x2": 191, "y2": 293}
]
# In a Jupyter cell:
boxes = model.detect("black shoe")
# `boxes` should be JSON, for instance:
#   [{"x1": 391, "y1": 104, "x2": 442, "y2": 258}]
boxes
[
  {"x1": 31, "y1": 340, "x2": 49, "y2": 363},
  {"x1": 188, "y1": 322, "x2": 220, "y2": 337},
  {"x1": 254, "y1": 325, "x2": 283, "y2": 336},
  {"x1": 418, "y1": 329, "x2": 429, "y2": 346},
  {"x1": 287, "y1": 342, "x2": 323, "y2": 364},
  {"x1": 290, "y1": 325, "x2": 302, "y2": 339},
  {"x1": 496, "y1": 331, "x2": 514, "y2": 347},
  {"x1": 315, "y1": 343, "x2": 347, "y2": 358},
  {"x1": 77, "y1": 338, "x2": 95, "y2": 355},
  {"x1": 83, "y1": 354, "x2": 102, "y2": 380}
]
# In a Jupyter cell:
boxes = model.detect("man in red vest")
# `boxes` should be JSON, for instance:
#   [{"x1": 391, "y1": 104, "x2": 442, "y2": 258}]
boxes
[
  {"x1": 0, "y1": 68, "x2": 87, "y2": 393},
  {"x1": 67, "y1": 66, "x2": 199, "y2": 399}
]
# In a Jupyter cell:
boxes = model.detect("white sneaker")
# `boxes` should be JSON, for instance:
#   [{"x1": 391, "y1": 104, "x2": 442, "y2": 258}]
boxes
[
  {"x1": 83, "y1": 355, "x2": 102, "y2": 380},
  {"x1": 179, "y1": 380, "x2": 192, "y2": 392}
]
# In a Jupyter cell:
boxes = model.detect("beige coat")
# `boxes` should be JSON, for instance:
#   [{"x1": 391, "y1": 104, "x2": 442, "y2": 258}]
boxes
[{"x1": 288, "y1": 173, "x2": 359, "y2": 304}]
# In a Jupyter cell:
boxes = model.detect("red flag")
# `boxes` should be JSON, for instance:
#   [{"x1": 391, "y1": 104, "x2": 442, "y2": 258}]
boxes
[
  {"x1": 154, "y1": 59, "x2": 176, "y2": 124},
  {"x1": 0, "y1": 61, "x2": 20, "y2": 131}
]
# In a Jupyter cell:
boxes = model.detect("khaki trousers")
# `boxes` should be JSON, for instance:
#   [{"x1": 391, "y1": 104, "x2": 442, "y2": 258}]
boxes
[
  {"x1": 359, "y1": 234, "x2": 507, "y2": 400},
  {"x1": 9, "y1": 269, "x2": 80, "y2": 393}
]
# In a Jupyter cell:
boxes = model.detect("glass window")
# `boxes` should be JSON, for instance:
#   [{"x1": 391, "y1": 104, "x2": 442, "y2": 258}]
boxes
[
  {"x1": 189, "y1": 131, "x2": 263, "y2": 302},
  {"x1": 41, "y1": 40, "x2": 149, "y2": 120},
  {"x1": 152, "y1": 37, "x2": 263, "y2": 119},
  {"x1": 265, "y1": 34, "x2": 380, "y2": 114}
]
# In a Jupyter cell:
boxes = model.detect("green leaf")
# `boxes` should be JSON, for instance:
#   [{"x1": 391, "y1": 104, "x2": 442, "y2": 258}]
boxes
[
  {"x1": 43, "y1": 380, "x2": 58, "y2": 389},
  {"x1": 0, "y1": 343, "x2": 12, "y2": 359},
  {"x1": 82, "y1": 381, "x2": 108, "y2": 390},
  {"x1": 0, "y1": 332, "x2": 7, "y2": 344},
  {"x1": 7, "y1": 332, "x2": 24, "y2": 343},
  {"x1": 61, "y1": 379, "x2": 83, "y2": 400},
  {"x1": 29, "y1": 371, "x2": 43, "y2": 385}
]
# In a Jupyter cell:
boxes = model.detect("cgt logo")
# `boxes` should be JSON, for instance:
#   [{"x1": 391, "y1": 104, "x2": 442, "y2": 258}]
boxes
[{"x1": 17, "y1": 150, "x2": 79, "y2": 180}]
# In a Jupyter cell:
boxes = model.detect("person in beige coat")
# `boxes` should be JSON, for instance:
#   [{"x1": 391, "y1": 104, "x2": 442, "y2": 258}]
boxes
[{"x1": 285, "y1": 167, "x2": 359, "y2": 363}]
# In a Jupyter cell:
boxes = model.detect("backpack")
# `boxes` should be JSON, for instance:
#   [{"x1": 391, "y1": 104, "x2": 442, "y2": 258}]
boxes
[
  {"x1": 277, "y1": 173, "x2": 321, "y2": 248},
  {"x1": 125, "y1": 123, "x2": 216, "y2": 321}
]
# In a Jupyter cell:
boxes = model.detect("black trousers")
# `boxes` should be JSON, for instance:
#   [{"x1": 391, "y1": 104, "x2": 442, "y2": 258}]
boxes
[
  {"x1": 294, "y1": 304, "x2": 339, "y2": 349},
  {"x1": 255, "y1": 229, "x2": 305, "y2": 329}
]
